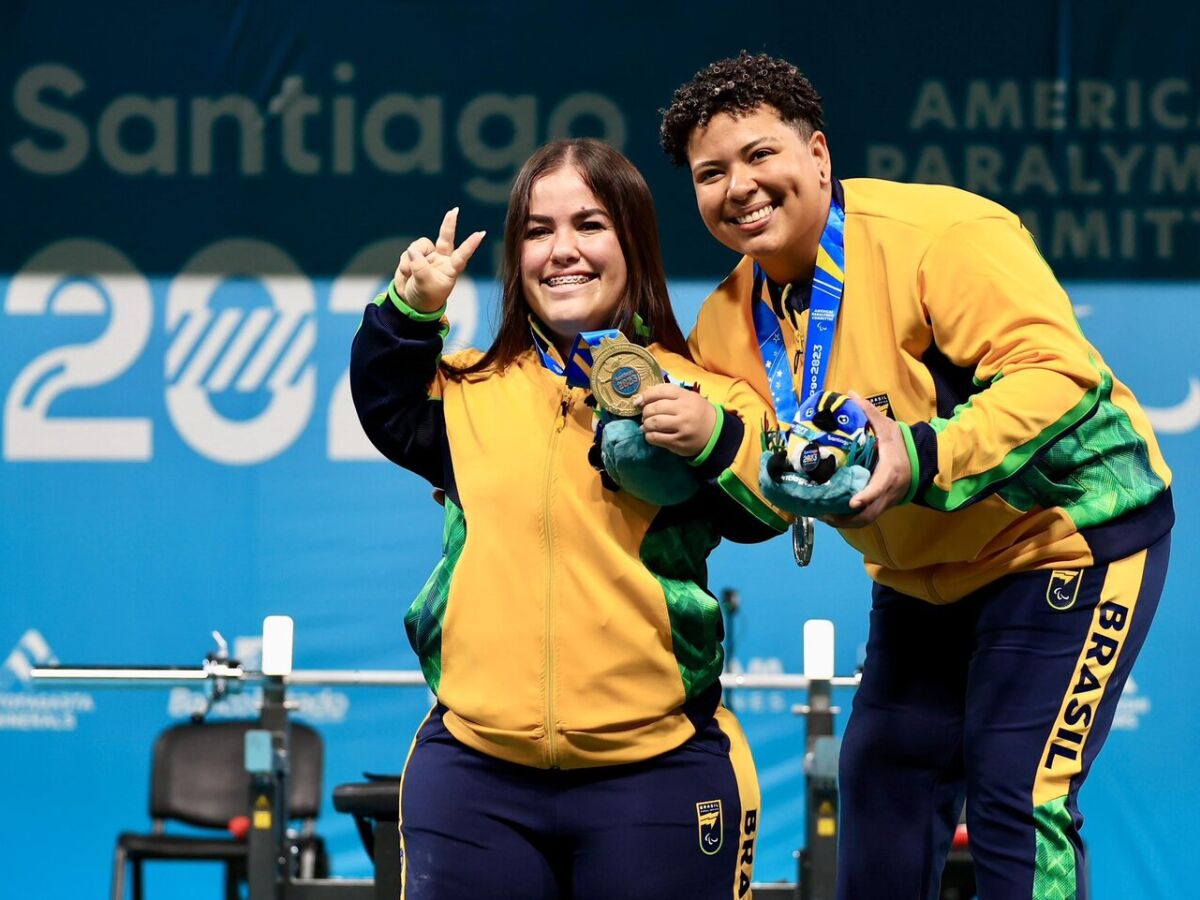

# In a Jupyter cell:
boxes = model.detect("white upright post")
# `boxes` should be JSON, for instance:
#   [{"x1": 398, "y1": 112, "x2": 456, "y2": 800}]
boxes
[
  {"x1": 803, "y1": 619, "x2": 835, "y2": 680},
  {"x1": 261, "y1": 615, "x2": 294, "y2": 676},
  {"x1": 800, "y1": 618, "x2": 839, "y2": 900}
]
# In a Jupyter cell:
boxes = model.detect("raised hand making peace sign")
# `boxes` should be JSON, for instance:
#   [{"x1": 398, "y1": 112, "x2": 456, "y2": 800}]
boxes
[{"x1": 393, "y1": 207, "x2": 486, "y2": 313}]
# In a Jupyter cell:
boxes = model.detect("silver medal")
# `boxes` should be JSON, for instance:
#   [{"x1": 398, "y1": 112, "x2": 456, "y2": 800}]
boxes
[{"x1": 792, "y1": 516, "x2": 815, "y2": 567}]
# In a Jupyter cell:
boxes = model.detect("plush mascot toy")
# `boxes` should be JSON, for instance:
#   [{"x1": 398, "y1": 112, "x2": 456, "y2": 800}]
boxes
[
  {"x1": 759, "y1": 391, "x2": 877, "y2": 518},
  {"x1": 596, "y1": 411, "x2": 699, "y2": 506}
]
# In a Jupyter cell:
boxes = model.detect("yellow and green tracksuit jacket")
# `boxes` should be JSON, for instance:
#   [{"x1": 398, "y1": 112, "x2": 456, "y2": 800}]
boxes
[
  {"x1": 691, "y1": 178, "x2": 1173, "y2": 604},
  {"x1": 350, "y1": 287, "x2": 786, "y2": 769}
]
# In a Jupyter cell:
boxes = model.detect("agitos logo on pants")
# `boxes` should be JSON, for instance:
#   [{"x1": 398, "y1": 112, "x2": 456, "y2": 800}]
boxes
[
  {"x1": 1047, "y1": 569, "x2": 1083, "y2": 610},
  {"x1": 696, "y1": 799, "x2": 722, "y2": 855}
]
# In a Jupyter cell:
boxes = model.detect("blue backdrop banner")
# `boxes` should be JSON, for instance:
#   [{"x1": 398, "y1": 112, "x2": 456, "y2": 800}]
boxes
[{"x1": 2, "y1": 3, "x2": 1198, "y2": 898}]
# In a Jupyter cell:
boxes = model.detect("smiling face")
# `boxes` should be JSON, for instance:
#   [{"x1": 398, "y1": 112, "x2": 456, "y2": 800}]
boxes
[
  {"x1": 687, "y1": 104, "x2": 832, "y2": 284},
  {"x1": 520, "y1": 165, "x2": 628, "y2": 354}
]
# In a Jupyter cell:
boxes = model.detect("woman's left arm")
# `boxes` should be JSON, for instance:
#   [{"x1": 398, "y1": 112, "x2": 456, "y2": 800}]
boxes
[{"x1": 639, "y1": 371, "x2": 790, "y2": 543}]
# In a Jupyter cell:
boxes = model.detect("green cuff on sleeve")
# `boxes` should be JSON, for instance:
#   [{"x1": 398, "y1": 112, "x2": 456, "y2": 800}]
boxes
[
  {"x1": 386, "y1": 281, "x2": 447, "y2": 321},
  {"x1": 687, "y1": 401, "x2": 726, "y2": 467},
  {"x1": 897, "y1": 422, "x2": 921, "y2": 506}
]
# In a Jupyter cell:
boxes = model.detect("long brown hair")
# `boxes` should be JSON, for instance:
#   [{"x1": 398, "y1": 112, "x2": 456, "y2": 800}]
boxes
[{"x1": 448, "y1": 139, "x2": 689, "y2": 378}]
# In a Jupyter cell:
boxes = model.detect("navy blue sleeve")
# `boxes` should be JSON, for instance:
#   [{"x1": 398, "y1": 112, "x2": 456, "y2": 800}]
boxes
[
  {"x1": 693, "y1": 412, "x2": 787, "y2": 544},
  {"x1": 349, "y1": 299, "x2": 448, "y2": 488}
]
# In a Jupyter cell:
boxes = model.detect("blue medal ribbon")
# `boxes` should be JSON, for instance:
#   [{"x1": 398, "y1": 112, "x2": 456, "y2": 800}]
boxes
[
  {"x1": 529, "y1": 319, "x2": 567, "y2": 375},
  {"x1": 533, "y1": 321, "x2": 675, "y2": 387},
  {"x1": 531, "y1": 319, "x2": 625, "y2": 380},
  {"x1": 530, "y1": 319, "x2": 624, "y2": 383},
  {"x1": 751, "y1": 196, "x2": 846, "y2": 428},
  {"x1": 751, "y1": 297, "x2": 800, "y2": 426},
  {"x1": 563, "y1": 329, "x2": 623, "y2": 388}
]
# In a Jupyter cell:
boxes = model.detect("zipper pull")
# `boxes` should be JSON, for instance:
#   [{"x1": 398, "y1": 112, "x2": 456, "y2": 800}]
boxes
[{"x1": 557, "y1": 391, "x2": 571, "y2": 430}]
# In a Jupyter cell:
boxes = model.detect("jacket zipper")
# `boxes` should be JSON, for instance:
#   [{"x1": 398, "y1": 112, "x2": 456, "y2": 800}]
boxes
[{"x1": 542, "y1": 387, "x2": 571, "y2": 769}]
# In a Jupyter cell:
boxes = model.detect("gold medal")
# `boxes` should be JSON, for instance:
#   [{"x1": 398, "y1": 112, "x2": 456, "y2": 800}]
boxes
[{"x1": 589, "y1": 335, "x2": 663, "y2": 417}]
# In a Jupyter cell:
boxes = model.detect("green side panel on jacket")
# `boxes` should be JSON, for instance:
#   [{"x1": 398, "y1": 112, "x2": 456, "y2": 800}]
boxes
[
  {"x1": 404, "y1": 498, "x2": 466, "y2": 694},
  {"x1": 640, "y1": 519, "x2": 724, "y2": 701},
  {"x1": 925, "y1": 367, "x2": 1107, "y2": 511},
  {"x1": 997, "y1": 378, "x2": 1166, "y2": 527},
  {"x1": 1033, "y1": 796, "x2": 1078, "y2": 899}
]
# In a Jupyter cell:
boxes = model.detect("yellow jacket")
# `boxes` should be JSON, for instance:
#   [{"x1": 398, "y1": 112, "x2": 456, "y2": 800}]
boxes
[
  {"x1": 351, "y1": 288, "x2": 785, "y2": 768},
  {"x1": 691, "y1": 178, "x2": 1172, "y2": 603}
]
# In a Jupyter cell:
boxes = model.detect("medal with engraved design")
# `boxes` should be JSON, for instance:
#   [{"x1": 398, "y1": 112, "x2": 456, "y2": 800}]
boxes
[{"x1": 589, "y1": 335, "x2": 663, "y2": 417}]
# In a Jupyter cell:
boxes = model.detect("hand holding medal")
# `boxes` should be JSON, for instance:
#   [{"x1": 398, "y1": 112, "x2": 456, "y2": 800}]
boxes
[
  {"x1": 589, "y1": 335, "x2": 663, "y2": 417},
  {"x1": 573, "y1": 333, "x2": 702, "y2": 506}
]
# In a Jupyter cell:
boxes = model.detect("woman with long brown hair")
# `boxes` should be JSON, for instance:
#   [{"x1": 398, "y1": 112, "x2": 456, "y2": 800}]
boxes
[{"x1": 350, "y1": 138, "x2": 785, "y2": 899}]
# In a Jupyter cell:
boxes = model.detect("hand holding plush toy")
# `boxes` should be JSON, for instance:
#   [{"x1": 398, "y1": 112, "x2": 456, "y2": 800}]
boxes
[{"x1": 597, "y1": 409, "x2": 701, "y2": 507}]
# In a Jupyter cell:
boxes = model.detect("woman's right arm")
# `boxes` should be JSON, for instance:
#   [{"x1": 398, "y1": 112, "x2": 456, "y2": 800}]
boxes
[
  {"x1": 350, "y1": 291, "x2": 450, "y2": 485},
  {"x1": 349, "y1": 209, "x2": 484, "y2": 485}
]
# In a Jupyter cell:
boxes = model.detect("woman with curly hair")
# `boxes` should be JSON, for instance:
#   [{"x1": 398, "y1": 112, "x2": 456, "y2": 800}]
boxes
[{"x1": 662, "y1": 52, "x2": 1172, "y2": 900}]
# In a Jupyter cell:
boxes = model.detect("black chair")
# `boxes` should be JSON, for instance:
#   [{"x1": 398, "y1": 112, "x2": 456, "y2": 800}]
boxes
[
  {"x1": 111, "y1": 720, "x2": 327, "y2": 900},
  {"x1": 332, "y1": 775, "x2": 402, "y2": 900}
]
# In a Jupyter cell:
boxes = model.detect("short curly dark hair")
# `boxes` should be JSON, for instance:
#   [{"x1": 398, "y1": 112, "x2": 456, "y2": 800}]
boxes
[{"x1": 659, "y1": 52, "x2": 825, "y2": 167}]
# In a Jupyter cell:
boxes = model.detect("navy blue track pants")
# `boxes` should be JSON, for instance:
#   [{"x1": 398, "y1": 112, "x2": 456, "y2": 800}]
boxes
[
  {"x1": 837, "y1": 534, "x2": 1169, "y2": 900},
  {"x1": 399, "y1": 705, "x2": 760, "y2": 899}
]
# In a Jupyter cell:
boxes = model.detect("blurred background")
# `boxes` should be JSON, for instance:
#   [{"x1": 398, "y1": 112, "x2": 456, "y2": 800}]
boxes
[{"x1": 2, "y1": 1, "x2": 1197, "y2": 896}]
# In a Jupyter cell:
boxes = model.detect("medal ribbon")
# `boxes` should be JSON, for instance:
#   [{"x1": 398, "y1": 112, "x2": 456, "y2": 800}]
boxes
[
  {"x1": 751, "y1": 196, "x2": 845, "y2": 427},
  {"x1": 534, "y1": 322, "x2": 675, "y2": 388},
  {"x1": 530, "y1": 321, "x2": 624, "y2": 380},
  {"x1": 529, "y1": 319, "x2": 567, "y2": 375},
  {"x1": 563, "y1": 329, "x2": 623, "y2": 387}
]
